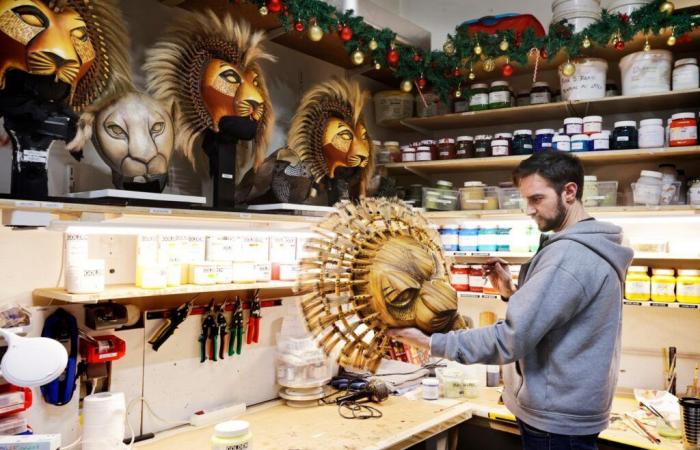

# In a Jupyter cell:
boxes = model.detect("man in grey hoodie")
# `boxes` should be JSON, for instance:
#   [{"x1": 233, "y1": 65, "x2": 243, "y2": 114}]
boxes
[{"x1": 389, "y1": 152, "x2": 633, "y2": 450}]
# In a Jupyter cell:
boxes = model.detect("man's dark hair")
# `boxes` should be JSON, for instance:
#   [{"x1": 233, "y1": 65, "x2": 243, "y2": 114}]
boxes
[{"x1": 513, "y1": 152, "x2": 584, "y2": 200}]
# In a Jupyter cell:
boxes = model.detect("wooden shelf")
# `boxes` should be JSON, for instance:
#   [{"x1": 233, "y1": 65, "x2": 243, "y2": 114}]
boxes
[
  {"x1": 457, "y1": 292, "x2": 700, "y2": 309},
  {"x1": 33, "y1": 281, "x2": 297, "y2": 304},
  {"x1": 386, "y1": 146, "x2": 700, "y2": 174},
  {"x1": 424, "y1": 205, "x2": 700, "y2": 220},
  {"x1": 384, "y1": 89, "x2": 700, "y2": 133}
]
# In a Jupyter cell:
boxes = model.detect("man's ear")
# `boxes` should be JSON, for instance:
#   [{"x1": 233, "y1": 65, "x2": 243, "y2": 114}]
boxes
[{"x1": 563, "y1": 181, "x2": 579, "y2": 203}]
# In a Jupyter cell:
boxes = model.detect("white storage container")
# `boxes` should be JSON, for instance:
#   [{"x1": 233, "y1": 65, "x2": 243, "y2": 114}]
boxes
[
  {"x1": 560, "y1": 58, "x2": 608, "y2": 101},
  {"x1": 374, "y1": 90, "x2": 414, "y2": 125},
  {"x1": 632, "y1": 170, "x2": 663, "y2": 206},
  {"x1": 619, "y1": 50, "x2": 672, "y2": 96},
  {"x1": 605, "y1": 0, "x2": 652, "y2": 15},
  {"x1": 552, "y1": 0, "x2": 601, "y2": 32},
  {"x1": 673, "y1": 58, "x2": 699, "y2": 91}
]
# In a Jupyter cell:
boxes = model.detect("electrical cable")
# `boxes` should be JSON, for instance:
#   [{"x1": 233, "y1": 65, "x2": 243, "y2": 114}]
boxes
[{"x1": 59, "y1": 437, "x2": 81, "y2": 450}]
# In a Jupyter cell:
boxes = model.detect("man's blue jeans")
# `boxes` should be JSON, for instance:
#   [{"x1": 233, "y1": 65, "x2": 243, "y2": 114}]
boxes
[{"x1": 518, "y1": 419, "x2": 599, "y2": 450}]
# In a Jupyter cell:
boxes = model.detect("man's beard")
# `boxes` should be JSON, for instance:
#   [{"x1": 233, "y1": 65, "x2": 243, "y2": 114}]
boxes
[{"x1": 537, "y1": 196, "x2": 568, "y2": 232}]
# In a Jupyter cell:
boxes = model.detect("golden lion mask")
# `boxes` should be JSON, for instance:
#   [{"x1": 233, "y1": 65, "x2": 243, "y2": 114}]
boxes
[
  {"x1": 299, "y1": 199, "x2": 466, "y2": 372},
  {"x1": 143, "y1": 10, "x2": 274, "y2": 171}
]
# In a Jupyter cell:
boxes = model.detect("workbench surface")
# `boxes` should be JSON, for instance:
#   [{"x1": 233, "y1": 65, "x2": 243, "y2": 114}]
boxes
[{"x1": 136, "y1": 388, "x2": 685, "y2": 450}]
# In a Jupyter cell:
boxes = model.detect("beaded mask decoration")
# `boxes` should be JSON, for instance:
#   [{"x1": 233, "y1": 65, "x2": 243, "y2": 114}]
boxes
[{"x1": 300, "y1": 198, "x2": 466, "y2": 372}]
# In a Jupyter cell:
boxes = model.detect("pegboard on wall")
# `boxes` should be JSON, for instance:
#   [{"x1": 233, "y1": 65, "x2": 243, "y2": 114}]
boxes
[{"x1": 139, "y1": 296, "x2": 292, "y2": 435}]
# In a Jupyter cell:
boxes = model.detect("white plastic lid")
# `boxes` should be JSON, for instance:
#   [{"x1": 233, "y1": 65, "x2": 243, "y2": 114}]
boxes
[
  {"x1": 402, "y1": 146, "x2": 415, "y2": 152},
  {"x1": 439, "y1": 138, "x2": 455, "y2": 144},
  {"x1": 572, "y1": 134, "x2": 590, "y2": 140},
  {"x1": 536, "y1": 129, "x2": 555, "y2": 135},
  {"x1": 583, "y1": 115, "x2": 603, "y2": 122},
  {"x1": 464, "y1": 181, "x2": 485, "y2": 187},
  {"x1": 590, "y1": 133, "x2": 607, "y2": 139},
  {"x1": 584, "y1": 175, "x2": 598, "y2": 181},
  {"x1": 532, "y1": 81, "x2": 550, "y2": 88},
  {"x1": 671, "y1": 112, "x2": 696, "y2": 121},
  {"x1": 614, "y1": 121, "x2": 637, "y2": 128},
  {"x1": 640, "y1": 118, "x2": 663, "y2": 127},
  {"x1": 652, "y1": 268, "x2": 675, "y2": 276},
  {"x1": 421, "y1": 140, "x2": 436, "y2": 144},
  {"x1": 452, "y1": 264, "x2": 470, "y2": 269},
  {"x1": 422, "y1": 378, "x2": 439, "y2": 386},
  {"x1": 628, "y1": 266, "x2": 648, "y2": 272},
  {"x1": 417, "y1": 146, "x2": 431, "y2": 151},
  {"x1": 553, "y1": 134, "x2": 570, "y2": 141},
  {"x1": 491, "y1": 81, "x2": 509, "y2": 87},
  {"x1": 495, "y1": 133, "x2": 513, "y2": 139},
  {"x1": 514, "y1": 129, "x2": 533, "y2": 135},
  {"x1": 678, "y1": 269, "x2": 700, "y2": 276},
  {"x1": 457, "y1": 136, "x2": 474, "y2": 141},
  {"x1": 564, "y1": 117, "x2": 583, "y2": 124},
  {"x1": 640, "y1": 170, "x2": 663, "y2": 179},
  {"x1": 383, "y1": 141, "x2": 399, "y2": 146},
  {"x1": 491, "y1": 139, "x2": 509, "y2": 146},
  {"x1": 215, "y1": 420, "x2": 250, "y2": 438},
  {"x1": 475, "y1": 134, "x2": 492, "y2": 140},
  {"x1": 436, "y1": 180, "x2": 453, "y2": 188},
  {"x1": 372, "y1": 140, "x2": 382, "y2": 146},
  {"x1": 674, "y1": 58, "x2": 697, "y2": 67},
  {"x1": 471, "y1": 83, "x2": 488, "y2": 89}
]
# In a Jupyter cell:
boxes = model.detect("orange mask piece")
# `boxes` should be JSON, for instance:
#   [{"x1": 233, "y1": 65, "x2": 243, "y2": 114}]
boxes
[
  {"x1": 201, "y1": 58, "x2": 265, "y2": 132},
  {"x1": 0, "y1": 0, "x2": 95, "y2": 93}
]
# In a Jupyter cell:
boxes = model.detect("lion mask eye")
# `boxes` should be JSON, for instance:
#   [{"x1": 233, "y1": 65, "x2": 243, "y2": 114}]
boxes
[
  {"x1": 106, "y1": 123, "x2": 127, "y2": 139},
  {"x1": 150, "y1": 122, "x2": 164, "y2": 136},
  {"x1": 13, "y1": 6, "x2": 48, "y2": 28},
  {"x1": 220, "y1": 69, "x2": 241, "y2": 84}
]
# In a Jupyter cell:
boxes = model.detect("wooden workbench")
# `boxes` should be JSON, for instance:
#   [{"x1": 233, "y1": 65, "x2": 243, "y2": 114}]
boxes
[{"x1": 137, "y1": 395, "x2": 472, "y2": 450}]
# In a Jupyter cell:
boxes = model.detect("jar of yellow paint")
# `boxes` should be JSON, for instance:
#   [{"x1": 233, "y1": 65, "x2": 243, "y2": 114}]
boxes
[
  {"x1": 651, "y1": 268, "x2": 676, "y2": 302},
  {"x1": 211, "y1": 420, "x2": 252, "y2": 450},
  {"x1": 676, "y1": 269, "x2": 700, "y2": 304},
  {"x1": 625, "y1": 266, "x2": 651, "y2": 301}
]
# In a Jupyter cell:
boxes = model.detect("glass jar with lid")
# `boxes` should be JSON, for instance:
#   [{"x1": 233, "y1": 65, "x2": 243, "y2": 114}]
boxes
[
  {"x1": 583, "y1": 116, "x2": 603, "y2": 135},
  {"x1": 625, "y1": 266, "x2": 651, "y2": 301},
  {"x1": 456, "y1": 136, "x2": 475, "y2": 158},
  {"x1": 513, "y1": 130, "x2": 533, "y2": 155},
  {"x1": 460, "y1": 181, "x2": 486, "y2": 210},
  {"x1": 401, "y1": 146, "x2": 416, "y2": 162},
  {"x1": 416, "y1": 146, "x2": 432, "y2": 161},
  {"x1": 672, "y1": 58, "x2": 699, "y2": 91},
  {"x1": 474, "y1": 135, "x2": 492, "y2": 158},
  {"x1": 495, "y1": 132, "x2": 513, "y2": 149},
  {"x1": 469, "y1": 84, "x2": 489, "y2": 111},
  {"x1": 489, "y1": 81, "x2": 511, "y2": 109},
  {"x1": 437, "y1": 138, "x2": 456, "y2": 160},
  {"x1": 383, "y1": 141, "x2": 401, "y2": 162},
  {"x1": 516, "y1": 90, "x2": 531, "y2": 107},
  {"x1": 491, "y1": 139, "x2": 510, "y2": 157},
  {"x1": 612, "y1": 121, "x2": 638, "y2": 150},
  {"x1": 582, "y1": 175, "x2": 599, "y2": 207},
  {"x1": 530, "y1": 82, "x2": 551, "y2": 104},
  {"x1": 633, "y1": 170, "x2": 663, "y2": 205},
  {"x1": 570, "y1": 134, "x2": 591, "y2": 152},
  {"x1": 688, "y1": 177, "x2": 700, "y2": 206},
  {"x1": 591, "y1": 133, "x2": 609, "y2": 151}
]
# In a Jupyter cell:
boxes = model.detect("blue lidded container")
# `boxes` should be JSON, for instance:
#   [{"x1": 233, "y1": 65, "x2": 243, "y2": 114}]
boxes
[
  {"x1": 440, "y1": 225, "x2": 459, "y2": 252},
  {"x1": 534, "y1": 129, "x2": 555, "y2": 152},
  {"x1": 570, "y1": 134, "x2": 592, "y2": 152},
  {"x1": 458, "y1": 226, "x2": 479, "y2": 252}
]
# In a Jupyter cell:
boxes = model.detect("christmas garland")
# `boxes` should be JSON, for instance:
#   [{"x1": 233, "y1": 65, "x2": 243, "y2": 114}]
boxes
[{"x1": 238, "y1": 0, "x2": 696, "y2": 100}]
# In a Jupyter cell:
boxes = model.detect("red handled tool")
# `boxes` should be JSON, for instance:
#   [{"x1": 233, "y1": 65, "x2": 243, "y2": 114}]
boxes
[{"x1": 247, "y1": 290, "x2": 261, "y2": 344}]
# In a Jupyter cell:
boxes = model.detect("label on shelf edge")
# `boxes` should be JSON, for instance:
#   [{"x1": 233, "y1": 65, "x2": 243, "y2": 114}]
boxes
[
  {"x1": 15, "y1": 200, "x2": 39, "y2": 207},
  {"x1": 41, "y1": 202, "x2": 64, "y2": 209},
  {"x1": 149, "y1": 208, "x2": 172, "y2": 215},
  {"x1": 649, "y1": 303, "x2": 669, "y2": 308},
  {"x1": 679, "y1": 304, "x2": 699, "y2": 309}
]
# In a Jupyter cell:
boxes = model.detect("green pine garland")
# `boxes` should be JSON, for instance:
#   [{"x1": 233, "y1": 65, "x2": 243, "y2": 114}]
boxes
[{"x1": 240, "y1": 0, "x2": 697, "y2": 101}]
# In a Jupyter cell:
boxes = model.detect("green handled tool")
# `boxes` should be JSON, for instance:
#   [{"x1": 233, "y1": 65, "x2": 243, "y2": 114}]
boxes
[
  {"x1": 228, "y1": 297, "x2": 244, "y2": 356},
  {"x1": 199, "y1": 300, "x2": 217, "y2": 363}
]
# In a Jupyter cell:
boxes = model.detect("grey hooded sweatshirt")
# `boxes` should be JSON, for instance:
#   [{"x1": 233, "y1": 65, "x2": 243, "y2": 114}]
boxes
[{"x1": 431, "y1": 219, "x2": 634, "y2": 435}]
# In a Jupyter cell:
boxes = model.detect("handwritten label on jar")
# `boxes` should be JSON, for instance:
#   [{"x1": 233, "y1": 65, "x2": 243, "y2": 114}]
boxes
[
  {"x1": 625, "y1": 281, "x2": 650, "y2": 297},
  {"x1": 470, "y1": 93, "x2": 489, "y2": 106},
  {"x1": 489, "y1": 91, "x2": 510, "y2": 104},
  {"x1": 678, "y1": 282, "x2": 700, "y2": 297},
  {"x1": 593, "y1": 139, "x2": 609, "y2": 150},
  {"x1": 530, "y1": 92, "x2": 550, "y2": 104},
  {"x1": 652, "y1": 283, "x2": 675, "y2": 296},
  {"x1": 492, "y1": 144, "x2": 509, "y2": 156},
  {"x1": 616, "y1": 136, "x2": 629, "y2": 142}
]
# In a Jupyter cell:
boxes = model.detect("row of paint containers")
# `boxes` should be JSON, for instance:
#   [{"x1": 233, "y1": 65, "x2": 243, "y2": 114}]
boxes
[
  {"x1": 62, "y1": 233, "x2": 309, "y2": 294},
  {"x1": 552, "y1": 0, "x2": 653, "y2": 32}
]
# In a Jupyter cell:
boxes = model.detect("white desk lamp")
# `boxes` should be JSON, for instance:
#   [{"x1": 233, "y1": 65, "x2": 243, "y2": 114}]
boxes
[{"x1": 0, "y1": 328, "x2": 68, "y2": 387}]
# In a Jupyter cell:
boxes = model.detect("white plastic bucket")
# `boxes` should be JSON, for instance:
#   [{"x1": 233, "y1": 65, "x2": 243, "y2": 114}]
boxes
[
  {"x1": 606, "y1": 0, "x2": 652, "y2": 15},
  {"x1": 619, "y1": 50, "x2": 672, "y2": 96},
  {"x1": 552, "y1": 13, "x2": 601, "y2": 32},
  {"x1": 552, "y1": 0, "x2": 600, "y2": 12},
  {"x1": 560, "y1": 58, "x2": 608, "y2": 101}
]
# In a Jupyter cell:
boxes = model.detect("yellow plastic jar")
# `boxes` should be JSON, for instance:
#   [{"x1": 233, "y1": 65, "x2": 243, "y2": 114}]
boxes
[
  {"x1": 676, "y1": 269, "x2": 700, "y2": 304},
  {"x1": 625, "y1": 266, "x2": 651, "y2": 301},
  {"x1": 651, "y1": 268, "x2": 676, "y2": 302},
  {"x1": 211, "y1": 420, "x2": 251, "y2": 450}
]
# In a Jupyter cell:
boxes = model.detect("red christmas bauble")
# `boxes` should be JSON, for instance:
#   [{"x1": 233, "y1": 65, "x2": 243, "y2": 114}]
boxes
[
  {"x1": 294, "y1": 21, "x2": 304, "y2": 32},
  {"x1": 413, "y1": 53, "x2": 422, "y2": 63},
  {"x1": 502, "y1": 63, "x2": 514, "y2": 77},
  {"x1": 618, "y1": 13, "x2": 629, "y2": 23},
  {"x1": 678, "y1": 33, "x2": 692, "y2": 44},
  {"x1": 267, "y1": 0, "x2": 282, "y2": 13},
  {"x1": 417, "y1": 78, "x2": 427, "y2": 89},
  {"x1": 387, "y1": 48, "x2": 400, "y2": 66},
  {"x1": 615, "y1": 40, "x2": 625, "y2": 50},
  {"x1": 540, "y1": 48, "x2": 548, "y2": 59},
  {"x1": 340, "y1": 26, "x2": 353, "y2": 42},
  {"x1": 453, "y1": 68, "x2": 461, "y2": 77}
]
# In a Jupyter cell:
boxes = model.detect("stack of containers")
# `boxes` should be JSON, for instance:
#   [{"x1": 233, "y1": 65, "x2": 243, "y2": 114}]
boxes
[
  {"x1": 552, "y1": 0, "x2": 601, "y2": 33},
  {"x1": 605, "y1": 0, "x2": 652, "y2": 15}
]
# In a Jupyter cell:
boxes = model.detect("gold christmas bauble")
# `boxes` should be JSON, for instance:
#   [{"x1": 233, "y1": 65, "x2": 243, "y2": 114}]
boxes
[
  {"x1": 560, "y1": 61, "x2": 576, "y2": 77},
  {"x1": 259, "y1": 5, "x2": 268, "y2": 15},
  {"x1": 474, "y1": 43, "x2": 483, "y2": 55},
  {"x1": 659, "y1": 1, "x2": 674, "y2": 14},
  {"x1": 455, "y1": 90, "x2": 462, "y2": 98},
  {"x1": 369, "y1": 39, "x2": 378, "y2": 51},
  {"x1": 374, "y1": 62, "x2": 381, "y2": 70},
  {"x1": 351, "y1": 49, "x2": 365, "y2": 66},
  {"x1": 468, "y1": 71, "x2": 476, "y2": 80},
  {"x1": 443, "y1": 39, "x2": 456, "y2": 56},
  {"x1": 308, "y1": 24, "x2": 324, "y2": 42},
  {"x1": 499, "y1": 38, "x2": 509, "y2": 52},
  {"x1": 667, "y1": 35, "x2": 677, "y2": 46},
  {"x1": 644, "y1": 39, "x2": 651, "y2": 51},
  {"x1": 483, "y1": 58, "x2": 495, "y2": 72},
  {"x1": 583, "y1": 36, "x2": 591, "y2": 48},
  {"x1": 400, "y1": 79, "x2": 413, "y2": 93}
]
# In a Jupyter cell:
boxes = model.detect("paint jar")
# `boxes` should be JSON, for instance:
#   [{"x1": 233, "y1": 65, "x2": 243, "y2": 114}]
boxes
[
  {"x1": 583, "y1": 115, "x2": 603, "y2": 135},
  {"x1": 416, "y1": 146, "x2": 432, "y2": 161},
  {"x1": 211, "y1": 420, "x2": 252, "y2": 450},
  {"x1": 564, "y1": 117, "x2": 583, "y2": 136},
  {"x1": 676, "y1": 269, "x2": 700, "y2": 303},
  {"x1": 451, "y1": 264, "x2": 470, "y2": 291},
  {"x1": 669, "y1": 113, "x2": 698, "y2": 147},
  {"x1": 491, "y1": 139, "x2": 510, "y2": 157},
  {"x1": 612, "y1": 121, "x2": 638, "y2": 150},
  {"x1": 401, "y1": 146, "x2": 416, "y2": 162},
  {"x1": 489, "y1": 81, "x2": 511, "y2": 109},
  {"x1": 469, "y1": 84, "x2": 490, "y2": 111},
  {"x1": 458, "y1": 226, "x2": 479, "y2": 252},
  {"x1": 591, "y1": 132, "x2": 610, "y2": 151},
  {"x1": 625, "y1": 266, "x2": 651, "y2": 301},
  {"x1": 440, "y1": 225, "x2": 459, "y2": 252},
  {"x1": 639, "y1": 118, "x2": 665, "y2": 148},
  {"x1": 422, "y1": 378, "x2": 439, "y2": 400},
  {"x1": 570, "y1": 134, "x2": 591, "y2": 152},
  {"x1": 474, "y1": 135, "x2": 493, "y2": 158},
  {"x1": 460, "y1": 182, "x2": 486, "y2": 210},
  {"x1": 437, "y1": 138, "x2": 456, "y2": 160},
  {"x1": 651, "y1": 268, "x2": 676, "y2": 303},
  {"x1": 534, "y1": 129, "x2": 555, "y2": 152},
  {"x1": 530, "y1": 82, "x2": 552, "y2": 104},
  {"x1": 552, "y1": 134, "x2": 571, "y2": 151},
  {"x1": 672, "y1": 58, "x2": 699, "y2": 90},
  {"x1": 513, "y1": 130, "x2": 534, "y2": 155},
  {"x1": 456, "y1": 136, "x2": 475, "y2": 158}
]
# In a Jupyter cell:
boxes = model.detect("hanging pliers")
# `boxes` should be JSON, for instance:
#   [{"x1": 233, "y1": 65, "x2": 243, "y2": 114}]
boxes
[
  {"x1": 199, "y1": 299, "x2": 217, "y2": 363},
  {"x1": 215, "y1": 300, "x2": 229, "y2": 361},
  {"x1": 247, "y1": 290, "x2": 261, "y2": 344},
  {"x1": 228, "y1": 296, "x2": 244, "y2": 356}
]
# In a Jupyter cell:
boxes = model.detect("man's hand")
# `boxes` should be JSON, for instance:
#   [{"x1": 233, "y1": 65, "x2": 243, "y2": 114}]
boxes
[
  {"x1": 482, "y1": 257, "x2": 516, "y2": 298},
  {"x1": 386, "y1": 328, "x2": 431, "y2": 351}
]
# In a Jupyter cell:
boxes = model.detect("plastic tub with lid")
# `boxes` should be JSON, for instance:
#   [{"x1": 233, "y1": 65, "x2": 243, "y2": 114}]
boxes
[
  {"x1": 632, "y1": 170, "x2": 663, "y2": 205},
  {"x1": 607, "y1": 0, "x2": 652, "y2": 15},
  {"x1": 374, "y1": 90, "x2": 414, "y2": 125},
  {"x1": 676, "y1": 269, "x2": 700, "y2": 303},
  {"x1": 626, "y1": 266, "x2": 651, "y2": 301},
  {"x1": 651, "y1": 268, "x2": 676, "y2": 303},
  {"x1": 460, "y1": 182, "x2": 486, "y2": 211},
  {"x1": 619, "y1": 50, "x2": 672, "y2": 96},
  {"x1": 560, "y1": 58, "x2": 608, "y2": 101}
]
